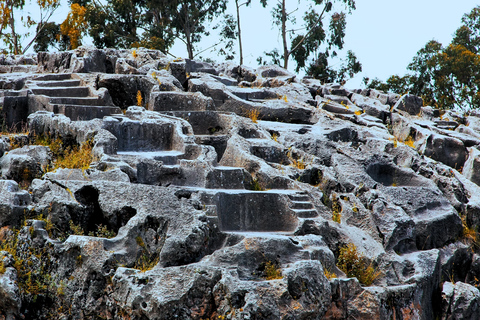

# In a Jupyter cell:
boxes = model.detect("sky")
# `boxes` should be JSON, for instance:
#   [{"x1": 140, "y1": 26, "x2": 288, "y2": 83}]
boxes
[{"x1": 14, "y1": 0, "x2": 480, "y2": 89}]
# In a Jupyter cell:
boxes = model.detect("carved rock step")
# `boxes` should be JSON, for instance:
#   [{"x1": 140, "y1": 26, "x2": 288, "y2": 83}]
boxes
[
  {"x1": 150, "y1": 91, "x2": 214, "y2": 112},
  {"x1": 205, "y1": 166, "x2": 250, "y2": 189},
  {"x1": 54, "y1": 104, "x2": 121, "y2": 121},
  {"x1": 200, "y1": 190, "x2": 300, "y2": 232},
  {"x1": 30, "y1": 86, "x2": 91, "y2": 97},
  {"x1": 288, "y1": 193, "x2": 318, "y2": 218},
  {"x1": 32, "y1": 79, "x2": 82, "y2": 87},
  {"x1": 49, "y1": 97, "x2": 106, "y2": 106},
  {"x1": 33, "y1": 73, "x2": 73, "y2": 81}
]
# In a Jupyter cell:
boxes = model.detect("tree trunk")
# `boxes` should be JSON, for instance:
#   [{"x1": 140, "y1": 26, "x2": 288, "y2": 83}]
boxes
[
  {"x1": 281, "y1": 0, "x2": 288, "y2": 69},
  {"x1": 235, "y1": 0, "x2": 243, "y2": 66},
  {"x1": 8, "y1": 2, "x2": 19, "y2": 54},
  {"x1": 183, "y1": 3, "x2": 194, "y2": 59}
]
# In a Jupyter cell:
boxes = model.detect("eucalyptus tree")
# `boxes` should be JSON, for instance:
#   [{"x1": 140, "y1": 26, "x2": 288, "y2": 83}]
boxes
[
  {"x1": 0, "y1": 0, "x2": 60, "y2": 54},
  {"x1": 367, "y1": 6, "x2": 480, "y2": 110},
  {"x1": 258, "y1": 0, "x2": 360, "y2": 82}
]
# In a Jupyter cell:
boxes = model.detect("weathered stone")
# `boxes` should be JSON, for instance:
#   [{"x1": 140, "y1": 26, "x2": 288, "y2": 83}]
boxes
[
  {"x1": 463, "y1": 147, "x2": 480, "y2": 186},
  {"x1": 393, "y1": 94, "x2": 423, "y2": 115},
  {"x1": 0, "y1": 145, "x2": 52, "y2": 183},
  {"x1": 0, "y1": 180, "x2": 31, "y2": 227},
  {"x1": 423, "y1": 134, "x2": 467, "y2": 169},
  {"x1": 442, "y1": 281, "x2": 480, "y2": 320},
  {"x1": 149, "y1": 91, "x2": 214, "y2": 112}
]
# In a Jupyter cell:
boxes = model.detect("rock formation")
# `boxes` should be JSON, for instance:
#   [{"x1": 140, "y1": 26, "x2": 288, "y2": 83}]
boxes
[{"x1": 1, "y1": 46, "x2": 480, "y2": 319}]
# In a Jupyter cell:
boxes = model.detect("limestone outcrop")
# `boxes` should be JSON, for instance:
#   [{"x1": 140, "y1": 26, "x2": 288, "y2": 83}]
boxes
[{"x1": 1, "y1": 46, "x2": 480, "y2": 319}]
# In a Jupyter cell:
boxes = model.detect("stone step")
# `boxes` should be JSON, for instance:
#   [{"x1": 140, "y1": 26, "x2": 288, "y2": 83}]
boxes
[
  {"x1": 195, "y1": 135, "x2": 229, "y2": 162},
  {"x1": 53, "y1": 104, "x2": 122, "y2": 121},
  {"x1": 117, "y1": 151, "x2": 184, "y2": 166},
  {"x1": 31, "y1": 86, "x2": 90, "y2": 97},
  {"x1": 292, "y1": 209, "x2": 318, "y2": 218},
  {"x1": 229, "y1": 87, "x2": 279, "y2": 101},
  {"x1": 33, "y1": 79, "x2": 81, "y2": 87},
  {"x1": 33, "y1": 74, "x2": 73, "y2": 81},
  {"x1": 150, "y1": 91, "x2": 214, "y2": 112},
  {"x1": 49, "y1": 97, "x2": 105, "y2": 106},
  {"x1": 290, "y1": 201, "x2": 314, "y2": 210},
  {"x1": 206, "y1": 166, "x2": 248, "y2": 189},
  {"x1": 288, "y1": 194, "x2": 310, "y2": 202},
  {"x1": 207, "y1": 216, "x2": 219, "y2": 226},
  {"x1": 204, "y1": 205, "x2": 217, "y2": 217}
]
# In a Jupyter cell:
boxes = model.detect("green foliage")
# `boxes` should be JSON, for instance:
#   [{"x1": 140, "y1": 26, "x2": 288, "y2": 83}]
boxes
[
  {"x1": 258, "y1": 0, "x2": 360, "y2": 83},
  {"x1": 88, "y1": 224, "x2": 116, "y2": 238},
  {"x1": 367, "y1": 5, "x2": 480, "y2": 110},
  {"x1": 69, "y1": 221, "x2": 84, "y2": 236},
  {"x1": 337, "y1": 243, "x2": 381, "y2": 286},
  {"x1": 0, "y1": 0, "x2": 60, "y2": 54}
]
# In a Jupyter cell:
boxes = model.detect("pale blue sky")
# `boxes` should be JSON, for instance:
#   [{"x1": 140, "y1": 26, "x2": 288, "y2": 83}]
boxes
[{"x1": 18, "y1": 0, "x2": 480, "y2": 88}]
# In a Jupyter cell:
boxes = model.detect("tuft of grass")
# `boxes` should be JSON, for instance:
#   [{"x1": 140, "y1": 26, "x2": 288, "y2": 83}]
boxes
[
  {"x1": 0, "y1": 260, "x2": 6, "y2": 274},
  {"x1": 336, "y1": 243, "x2": 381, "y2": 286},
  {"x1": 331, "y1": 194, "x2": 342, "y2": 223},
  {"x1": 136, "y1": 90, "x2": 143, "y2": 106},
  {"x1": 246, "y1": 109, "x2": 260, "y2": 123},
  {"x1": 69, "y1": 221, "x2": 84, "y2": 236},
  {"x1": 88, "y1": 224, "x2": 116, "y2": 238},
  {"x1": 54, "y1": 140, "x2": 94, "y2": 170},
  {"x1": 264, "y1": 261, "x2": 282, "y2": 280},
  {"x1": 324, "y1": 268, "x2": 336, "y2": 280},
  {"x1": 462, "y1": 215, "x2": 480, "y2": 249},
  {"x1": 287, "y1": 149, "x2": 310, "y2": 170},
  {"x1": 134, "y1": 253, "x2": 159, "y2": 273},
  {"x1": 271, "y1": 133, "x2": 279, "y2": 142},
  {"x1": 251, "y1": 178, "x2": 265, "y2": 191},
  {"x1": 403, "y1": 135, "x2": 416, "y2": 149}
]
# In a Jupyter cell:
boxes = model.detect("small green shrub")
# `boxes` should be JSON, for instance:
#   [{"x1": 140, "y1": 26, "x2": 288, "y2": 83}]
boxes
[{"x1": 337, "y1": 243, "x2": 381, "y2": 286}]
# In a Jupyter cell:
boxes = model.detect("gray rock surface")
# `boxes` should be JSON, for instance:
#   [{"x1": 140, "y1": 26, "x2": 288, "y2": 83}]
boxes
[{"x1": 2, "y1": 46, "x2": 480, "y2": 319}]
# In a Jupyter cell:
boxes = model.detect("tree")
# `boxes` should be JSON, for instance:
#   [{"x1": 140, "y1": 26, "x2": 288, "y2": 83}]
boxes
[
  {"x1": 234, "y1": 0, "x2": 267, "y2": 65},
  {"x1": 169, "y1": 0, "x2": 228, "y2": 59},
  {"x1": 60, "y1": 3, "x2": 88, "y2": 49},
  {"x1": 0, "y1": 0, "x2": 59, "y2": 54},
  {"x1": 259, "y1": 0, "x2": 360, "y2": 83},
  {"x1": 367, "y1": 6, "x2": 480, "y2": 110}
]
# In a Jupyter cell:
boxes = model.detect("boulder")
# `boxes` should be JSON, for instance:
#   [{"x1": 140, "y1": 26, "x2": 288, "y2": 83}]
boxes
[
  {"x1": 463, "y1": 147, "x2": 480, "y2": 186},
  {"x1": 442, "y1": 281, "x2": 480, "y2": 320},
  {"x1": 393, "y1": 94, "x2": 423, "y2": 115},
  {"x1": 423, "y1": 134, "x2": 467, "y2": 169},
  {"x1": 0, "y1": 145, "x2": 52, "y2": 184},
  {"x1": 0, "y1": 180, "x2": 31, "y2": 227}
]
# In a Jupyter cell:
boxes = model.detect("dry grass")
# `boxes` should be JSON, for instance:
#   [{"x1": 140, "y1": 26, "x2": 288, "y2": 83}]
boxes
[
  {"x1": 54, "y1": 140, "x2": 94, "y2": 170},
  {"x1": 246, "y1": 109, "x2": 260, "y2": 123},
  {"x1": 403, "y1": 135, "x2": 416, "y2": 149},
  {"x1": 331, "y1": 194, "x2": 342, "y2": 223},
  {"x1": 136, "y1": 90, "x2": 143, "y2": 106},
  {"x1": 324, "y1": 268, "x2": 337, "y2": 280},
  {"x1": 264, "y1": 261, "x2": 282, "y2": 280},
  {"x1": 337, "y1": 243, "x2": 381, "y2": 286},
  {"x1": 462, "y1": 215, "x2": 480, "y2": 249}
]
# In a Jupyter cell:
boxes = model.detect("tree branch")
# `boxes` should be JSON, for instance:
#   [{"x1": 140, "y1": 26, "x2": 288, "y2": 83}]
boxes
[{"x1": 289, "y1": 3, "x2": 329, "y2": 57}]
